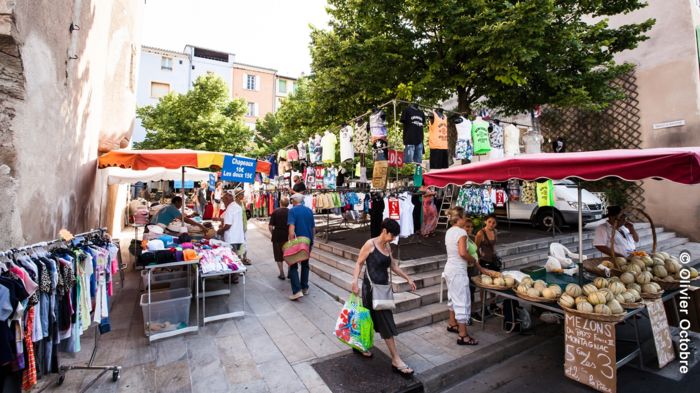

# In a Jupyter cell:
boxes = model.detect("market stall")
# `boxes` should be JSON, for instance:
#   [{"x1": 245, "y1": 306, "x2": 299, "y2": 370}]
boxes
[{"x1": 424, "y1": 146, "x2": 700, "y2": 393}]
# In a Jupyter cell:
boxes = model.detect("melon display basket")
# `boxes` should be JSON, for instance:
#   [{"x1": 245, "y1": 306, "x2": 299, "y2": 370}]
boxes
[
  {"x1": 471, "y1": 276, "x2": 514, "y2": 291},
  {"x1": 515, "y1": 291, "x2": 559, "y2": 303},
  {"x1": 558, "y1": 303, "x2": 627, "y2": 323},
  {"x1": 584, "y1": 208, "x2": 657, "y2": 277},
  {"x1": 640, "y1": 290, "x2": 664, "y2": 300},
  {"x1": 652, "y1": 277, "x2": 682, "y2": 290}
]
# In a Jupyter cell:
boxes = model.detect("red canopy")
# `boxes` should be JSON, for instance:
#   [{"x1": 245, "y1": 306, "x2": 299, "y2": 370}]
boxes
[{"x1": 423, "y1": 147, "x2": 700, "y2": 187}]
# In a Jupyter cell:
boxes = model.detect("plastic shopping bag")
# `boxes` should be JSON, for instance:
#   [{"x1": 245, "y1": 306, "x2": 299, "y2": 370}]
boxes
[{"x1": 333, "y1": 294, "x2": 374, "y2": 352}]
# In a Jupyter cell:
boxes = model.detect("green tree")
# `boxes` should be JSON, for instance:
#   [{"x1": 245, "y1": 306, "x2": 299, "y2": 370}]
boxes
[
  {"x1": 253, "y1": 112, "x2": 281, "y2": 157},
  {"x1": 135, "y1": 74, "x2": 253, "y2": 153},
  {"x1": 308, "y1": 0, "x2": 654, "y2": 117}
]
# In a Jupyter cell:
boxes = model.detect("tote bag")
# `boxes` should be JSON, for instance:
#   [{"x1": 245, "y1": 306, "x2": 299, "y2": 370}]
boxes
[
  {"x1": 282, "y1": 236, "x2": 311, "y2": 266},
  {"x1": 366, "y1": 268, "x2": 395, "y2": 311}
]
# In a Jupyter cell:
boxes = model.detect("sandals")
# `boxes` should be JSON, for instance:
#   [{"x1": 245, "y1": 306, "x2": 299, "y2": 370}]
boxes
[
  {"x1": 352, "y1": 348, "x2": 373, "y2": 358},
  {"x1": 457, "y1": 335, "x2": 479, "y2": 346},
  {"x1": 446, "y1": 324, "x2": 459, "y2": 334},
  {"x1": 392, "y1": 363, "x2": 414, "y2": 378}
]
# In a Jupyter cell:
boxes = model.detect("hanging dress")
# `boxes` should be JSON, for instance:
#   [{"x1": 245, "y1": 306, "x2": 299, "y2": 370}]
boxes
[{"x1": 421, "y1": 194, "x2": 438, "y2": 236}]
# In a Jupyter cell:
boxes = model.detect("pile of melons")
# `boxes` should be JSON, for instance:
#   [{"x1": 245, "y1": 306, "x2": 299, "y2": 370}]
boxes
[
  {"x1": 613, "y1": 252, "x2": 697, "y2": 285},
  {"x1": 558, "y1": 278, "x2": 631, "y2": 315},
  {"x1": 515, "y1": 277, "x2": 562, "y2": 300},
  {"x1": 478, "y1": 274, "x2": 516, "y2": 289}
]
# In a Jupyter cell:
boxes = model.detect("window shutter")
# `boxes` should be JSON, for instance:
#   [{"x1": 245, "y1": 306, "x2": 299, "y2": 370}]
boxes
[
  {"x1": 254, "y1": 103, "x2": 259, "y2": 116},
  {"x1": 256, "y1": 75, "x2": 261, "y2": 91},
  {"x1": 242, "y1": 74, "x2": 247, "y2": 89}
]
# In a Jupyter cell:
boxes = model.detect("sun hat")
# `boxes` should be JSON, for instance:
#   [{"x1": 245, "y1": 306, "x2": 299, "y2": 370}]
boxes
[{"x1": 290, "y1": 193, "x2": 304, "y2": 203}]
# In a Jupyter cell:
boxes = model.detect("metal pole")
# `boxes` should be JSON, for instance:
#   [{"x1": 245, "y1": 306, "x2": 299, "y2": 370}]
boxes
[
  {"x1": 181, "y1": 166, "x2": 186, "y2": 218},
  {"x1": 577, "y1": 182, "x2": 584, "y2": 286},
  {"x1": 393, "y1": 99, "x2": 399, "y2": 187}
]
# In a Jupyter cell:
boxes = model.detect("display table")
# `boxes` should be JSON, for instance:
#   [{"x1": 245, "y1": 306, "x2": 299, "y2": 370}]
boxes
[
  {"x1": 144, "y1": 259, "x2": 199, "y2": 343},
  {"x1": 200, "y1": 266, "x2": 247, "y2": 325}
]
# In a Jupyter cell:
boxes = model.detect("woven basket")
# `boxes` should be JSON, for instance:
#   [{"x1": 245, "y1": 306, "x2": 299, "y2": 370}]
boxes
[
  {"x1": 640, "y1": 291, "x2": 663, "y2": 300},
  {"x1": 652, "y1": 278, "x2": 681, "y2": 290},
  {"x1": 515, "y1": 291, "x2": 559, "y2": 303},
  {"x1": 559, "y1": 303, "x2": 627, "y2": 323},
  {"x1": 471, "y1": 276, "x2": 514, "y2": 291}
]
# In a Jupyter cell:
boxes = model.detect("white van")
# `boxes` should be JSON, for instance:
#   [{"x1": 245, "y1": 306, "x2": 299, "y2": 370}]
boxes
[{"x1": 495, "y1": 180, "x2": 604, "y2": 229}]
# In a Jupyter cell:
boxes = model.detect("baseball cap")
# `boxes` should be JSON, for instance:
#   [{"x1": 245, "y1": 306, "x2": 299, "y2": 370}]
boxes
[{"x1": 290, "y1": 193, "x2": 304, "y2": 202}]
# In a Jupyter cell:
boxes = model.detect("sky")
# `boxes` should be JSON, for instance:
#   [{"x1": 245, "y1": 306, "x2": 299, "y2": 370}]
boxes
[{"x1": 141, "y1": 0, "x2": 331, "y2": 77}]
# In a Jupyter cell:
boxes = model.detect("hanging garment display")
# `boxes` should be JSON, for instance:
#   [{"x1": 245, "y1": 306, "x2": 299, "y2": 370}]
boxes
[
  {"x1": 267, "y1": 154, "x2": 278, "y2": 179},
  {"x1": 536, "y1": 180, "x2": 555, "y2": 207},
  {"x1": 428, "y1": 110, "x2": 448, "y2": 150},
  {"x1": 381, "y1": 193, "x2": 415, "y2": 238},
  {"x1": 454, "y1": 116, "x2": 473, "y2": 161},
  {"x1": 340, "y1": 125, "x2": 354, "y2": 162},
  {"x1": 455, "y1": 186, "x2": 496, "y2": 216},
  {"x1": 315, "y1": 166, "x2": 324, "y2": 189},
  {"x1": 523, "y1": 130, "x2": 543, "y2": 154},
  {"x1": 336, "y1": 167, "x2": 346, "y2": 187},
  {"x1": 304, "y1": 166, "x2": 316, "y2": 189},
  {"x1": 503, "y1": 124, "x2": 521, "y2": 157},
  {"x1": 298, "y1": 141, "x2": 308, "y2": 161},
  {"x1": 411, "y1": 194, "x2": 422, "y2": 233},
  {"x1": 401, "y1": 105, "x2": 425, "y2": 164},
  {"x1": 353, "y1": 121, "x2": 369, "y2": 154},
  {"x1": 321, "y1": 131, "x2": 337, "y2": 163},
  {"x1": 520, "y1": 181, "x2": 537, "y2": 204},
  {"x1": 471, "y1": 118, "x2": 491, "y2": 155},
  {"x1": 413, "y1": 165, "x2": 423, "y2": 187},
  {"x1": 488, "y1": 123, "x2": 504, "y2": 159},
  {"x1": 369, "y1": 110, "x2": 388, "y2": 140},
  {"x1": 359, "y1": 166, "x2": 368, "y2": 183},
  {"x1": 369, "y1": 193, "x2": 385, "y2": 237},
  {"x1": 372, "y1": 139, "x2": 388, "y2": 161},
  {"x1": 324, "y1": 168, "x2": 337, "y2": 189},
  {"x1": 490, "y1": 188, "x2": 509, "y2": 208},
  {"x1": 507, "y1": 179, "x2": 521, "y2": 201},
  {"x1": 278, "y1": 149, "x2": 288, "y2": 161},
  {"x1": 287, "y1": 148, "x2": 299, "y2": 162},
  {"x1": 313, "y1": 134, "x2": 323, "y2": 163},
  {"x1": 420, "y1": 194, "x2": 438, "y2": 236}
]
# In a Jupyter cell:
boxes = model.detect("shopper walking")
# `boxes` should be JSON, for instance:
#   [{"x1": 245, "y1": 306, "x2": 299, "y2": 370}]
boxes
[
  {"x1": 238, "y1": 191, "x2": 252, "y2": 265},
  {"x1": 269, "y1": 197, "x2": 290, "y2": 280},
  {"x1": 213, "y1": 181, "x2": 224, "y2": 219},
  {"x1": 194, "y1": 181, "x2": 209, "y2": 217},
  {"x1": 287, "y1": 193, "x2": 315, "y2": 300},
  {"x1": 443, "y1": 208, "x2": 479, "y2": 345},
  {"x1": 351, "y1": 219, "x2": 416, "y2": 378}
]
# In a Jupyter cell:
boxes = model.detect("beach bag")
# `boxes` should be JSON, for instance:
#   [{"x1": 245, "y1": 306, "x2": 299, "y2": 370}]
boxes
[
  {"x1": 334, "y1": 294, "x2": 374, "y2": 352},
  {"x1": 282, "y1": 236, "x2": 311, "y2": 265},
  {"x1": 366, "y1": 268, "x2": 395, "y2": 311}
]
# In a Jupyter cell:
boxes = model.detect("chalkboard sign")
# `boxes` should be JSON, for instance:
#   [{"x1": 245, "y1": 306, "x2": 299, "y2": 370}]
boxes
[
  {"x1": 643, "y1": 298, "x2": 675, "y2": 368},
  {"x1": 564, "y1": 314, "x2": 617, "y2": 393}
]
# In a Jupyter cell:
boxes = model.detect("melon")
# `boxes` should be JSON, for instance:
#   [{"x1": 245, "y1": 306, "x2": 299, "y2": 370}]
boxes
[
  {"x1": 627, "y1": 288, "x2": 641, "y2": 301},
  {"x1": 609, "y1": 276, "x2": 621, "y2": 283},
  {"x1": 481, "y1": 275, "x2": 493, "y2": 285},
  {"x1": 665, "y1": 260, "x2": 679, "y2": 274},
  {"x1": 493, "y1": 277, "x2": 505, "y2": 287},
  {"x1": 588, "y1": 292, "x2": 607, "y2": 306},
  {"x1": 614, "y1": 294, "x2": 626, "y2": 304},
  {"x1": 652, "y1": 265, "x2": 668, "y2": 278},
  {"x1": 626, "y1": 282, "x2": 641, "y2": 293},
  {"x1": 652, "y1": 258, "x2": 665, "y2": 266},
  {"x1": 548, "y1": 285, "x2": 562, "y2": 295},
  {"x1": 594, "y1": 304, "x2": 612, "y2": 315},
  {"x1": 542, "y1": 288, "x2": 557, "y2": 300},
  {"x1": 503, "y1": 276, "x2": 516, "y2": 287},
  {"x1": 560, "y1": 294, "x2": 575, "y2": 308},
  {"x1": 565, "y1": 284, "x2": 583, "y2": 297},
  {"x1": 621, "y1": 291, "x2": 636, "y2": 304},
  {"x1": 577, "y1": 302, "x2": 594, "y2": 313},
  {"x1": 599, "y1": 289, "x2": 613, "y2": 303},
  {"x1": 607, "y1": 300, "x2": 624, "y2": 314},
  {"x1": 593, "y1": 277, "x2": 609, "y2": 289},
  {"x1": 642, "y1": 256, "x2": 653, "y2": 266},
  {"x1": 609, "y1": 282, "x2": 626, "y2": 295},
  {"x1": 582, "y1": 284, "x2": 598, "y2": 296},
  {"x1": 517, "y1": 284, "x2": 529, "y2": 295},
  {"x1": 620, "y1": 272, "x2": 635, "y2": 285},
  {"x1": 615, "y1": 257, "x2": 627, "y2": 267},
  {"x1": 575, "y1": 296, "x2": 589, "y2": 305},
  {"x1": 690, "y1": 267, "x2": 698, "y2": 279},
  {"x1": 625, "y1": 264, "x2": 642, "y2": 275},
  {"x1": 527, "y1": 288, "x2": 541, "y2": 298},
  {"x1": 663, "y1": 276, "x2": 675, "y2": 282},
  {"x1": 652, "y1": 252, "x2": 664, "y2": 260},
  {"x1": 660, "y1": 252, "x2": 670, "y2": 259},
  {"x1": 636, "y1": 271, "x2": 653, "y2": 285},
  {"x1": 521, "y1": 277, "x2": 534, "y2": 287},
  {"x1": 533, "y1": 280, "x2": 547, "y2": 292},
  {"x1": 642, "y1": 283, "x2": 657, "y2": 294},
  {"x1": 649, "y1": 282, "x2": 662, "y2": 292}
]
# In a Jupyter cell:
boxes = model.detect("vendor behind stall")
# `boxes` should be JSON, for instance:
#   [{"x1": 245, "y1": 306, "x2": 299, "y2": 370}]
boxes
[
  {"x1": 151, "y1": 196, "x2": 206, "y2": 231},
  {"x1": 593, "y1": 205, "x2": 639, "y2": 257}
]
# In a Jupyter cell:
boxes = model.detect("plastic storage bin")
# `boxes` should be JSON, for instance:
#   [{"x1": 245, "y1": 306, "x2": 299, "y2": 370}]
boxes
[
  {"x1": 141, "y1": 269, "x2": 189, "y2": 290},
  {"x1": 140, "y1": 288, "x2": 191, "y2": 333}
]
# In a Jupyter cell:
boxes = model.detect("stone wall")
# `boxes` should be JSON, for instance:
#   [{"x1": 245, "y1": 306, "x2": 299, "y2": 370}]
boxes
[{"x1": 0, "y1": 0, "x2": 142, "y2": 248}]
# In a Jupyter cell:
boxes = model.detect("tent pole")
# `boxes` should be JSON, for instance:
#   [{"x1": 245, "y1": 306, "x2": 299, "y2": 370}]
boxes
[
  {"x1": 578, "y1": 182, "x2": 583, "y2": 286},
  {"x1": 181, "y1": 166, "x2": 186, "y2": 218}
]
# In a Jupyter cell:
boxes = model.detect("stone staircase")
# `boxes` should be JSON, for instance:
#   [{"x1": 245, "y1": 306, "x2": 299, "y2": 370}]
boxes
[{"x1": 253, "y1": 219, "x2": 697, "y2": 332}]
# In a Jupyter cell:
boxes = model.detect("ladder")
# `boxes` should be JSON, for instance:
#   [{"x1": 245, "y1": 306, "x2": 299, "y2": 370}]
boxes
[{"x1": 437, "y1": 184, "x2": 456, "y2": 229}]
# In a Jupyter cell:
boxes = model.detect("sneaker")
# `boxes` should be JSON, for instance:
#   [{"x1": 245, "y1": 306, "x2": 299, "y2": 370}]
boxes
[
  {"x1": 302, "y1": 288, "x2": 309, "y2": 295},
  {"x1": 289, "y1": 291, "x2": 304, "y2": 301}
]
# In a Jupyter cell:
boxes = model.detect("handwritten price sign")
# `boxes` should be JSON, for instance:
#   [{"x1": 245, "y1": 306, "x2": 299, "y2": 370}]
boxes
[
  {"x1": 643, "y1": 298, "x2": 675, "y2": 368},
  {"x1": 564, "y1": 313, "x2": 617, "y2": 393}
]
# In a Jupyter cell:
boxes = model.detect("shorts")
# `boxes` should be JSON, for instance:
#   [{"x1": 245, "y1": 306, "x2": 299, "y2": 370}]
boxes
[
  {"x1": 429, "y1": 149, "x2": 449, "y2": 170},
  {"x1": 404, "y1": 143, "x2": 423, "y2": 164},
  {"x1": 214, "y1": 198, "x2": 221, "y2": 204},
  {"x1": 272, "y1": 242, "x2": 285, "y2": 262}
]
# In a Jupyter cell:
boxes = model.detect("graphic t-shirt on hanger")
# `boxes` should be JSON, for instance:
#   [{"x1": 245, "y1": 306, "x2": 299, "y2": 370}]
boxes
[
  {"x1": 400, "y1": 106, "x2": 425, "y2": 146},
  {"x1": 503, "y1": 124, "x2": 521, "y2": 157},
  {"x1": 454, "y1": 116, "x2": 473, "y2": 160},
  {"x1": 321, "y1": 132, "x2": 337, "y2": 163},
  {"x1": 369, "y1": 111, "x2": 388, "y2": 140},
  {"x1": 353, "y1": 121, "x2": 369, "y2": 154},
  {"x1": 428, "y1": 111, "x2": 448, "y2": 150},
  {"x1": 340, "y1": 125, "x2": 354, "y2": 162},
  {"x1": 489, "y1": 123, "x2": 504, "y2": 159},
  {"x1": 471, "y1": 118, "x2": 491, "y2": 155},
  {"x1": 298, "y1": 141, "x2": 308, "y2": 161}
]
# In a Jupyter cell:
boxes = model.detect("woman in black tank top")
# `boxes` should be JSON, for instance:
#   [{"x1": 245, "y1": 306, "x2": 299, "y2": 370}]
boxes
[{"x1": 351, "y1": 219, "x2": 416, "y2": 378}]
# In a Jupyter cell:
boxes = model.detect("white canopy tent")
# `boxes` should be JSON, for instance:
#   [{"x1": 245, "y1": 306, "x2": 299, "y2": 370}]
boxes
[{"x1": 105, "y1": 167, "x2": 212, "y2": 185}]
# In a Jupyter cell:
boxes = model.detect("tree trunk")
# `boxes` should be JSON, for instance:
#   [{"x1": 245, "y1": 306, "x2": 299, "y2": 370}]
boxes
[
  {"x1": 456, "y1": 86, "x2": 471, "y2": 113},
  {"x1": 448, "y1": 86, "x2": 471, "y2": 165}
]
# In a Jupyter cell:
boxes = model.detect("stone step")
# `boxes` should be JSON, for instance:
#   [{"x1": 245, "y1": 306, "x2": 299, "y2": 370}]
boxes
[
  {"x1": 395, "y1": 302, "x2": 451, "y2": 333},
  {"x1": 312, "y1": 247, "x2": 447, "y2": 277}
]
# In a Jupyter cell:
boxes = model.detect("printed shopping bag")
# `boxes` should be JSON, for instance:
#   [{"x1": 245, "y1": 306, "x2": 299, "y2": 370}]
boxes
[
  {"x1": 333, "y1": 294, "x2": 374, "y2": 352},
  {"x1": 282, "y1": 236, "x2": 311, "y2": 266}
]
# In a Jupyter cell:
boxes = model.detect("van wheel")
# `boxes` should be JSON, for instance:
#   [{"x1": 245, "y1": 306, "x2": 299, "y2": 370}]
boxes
[{"x1": 536, "y1": 209, "x2": 563, "y2": 230}]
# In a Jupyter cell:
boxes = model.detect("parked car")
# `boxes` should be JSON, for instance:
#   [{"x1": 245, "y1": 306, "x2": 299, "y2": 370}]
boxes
[{"x1": 496, "y1": 180, "x2": 604, "y2": 229}]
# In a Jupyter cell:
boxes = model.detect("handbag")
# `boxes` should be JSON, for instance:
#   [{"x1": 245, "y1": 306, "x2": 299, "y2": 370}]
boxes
[
  {"x1": 282, "y1": 236, "x2": 311, "y2": 266},
  {"x1": 365, "y1": 266, "x2": 395, "y2": 311}
]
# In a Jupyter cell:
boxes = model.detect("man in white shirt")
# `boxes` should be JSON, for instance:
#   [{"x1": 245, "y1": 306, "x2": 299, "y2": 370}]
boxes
[
  {"x1": 217, "y1": 190, "x2": 245, "y2": 249},
  {"x1": 593, "y1": 205, "x2": 639, "y2": 257}
]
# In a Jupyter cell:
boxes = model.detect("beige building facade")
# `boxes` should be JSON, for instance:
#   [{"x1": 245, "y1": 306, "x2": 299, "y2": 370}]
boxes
[
  {"x1": 609, "y1": 0, "x2": 700, "y2": 241},
  {"x1": 0, "y1": 0, "x2": 143, "y2": 248},
  {"x1": 232, "y1": 63, "x2": 278, "y2": 128}
]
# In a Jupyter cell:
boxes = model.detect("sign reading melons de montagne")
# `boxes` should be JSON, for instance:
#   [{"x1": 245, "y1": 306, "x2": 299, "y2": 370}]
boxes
[{"x1": 221, "y1": 156, "x2": 256, "y2": 183}]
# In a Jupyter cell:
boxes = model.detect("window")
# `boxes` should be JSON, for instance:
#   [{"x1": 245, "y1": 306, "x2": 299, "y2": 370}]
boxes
[
  {"x1": 246, "y1": 102, "x2": 258, "y2": 117},
  {"x1": 246, "y1": 74, "x2": 257, "y2": 90},
  {"x1": 278, "y1": 79, "x2": 287, "y2": 94},
  {"x1": 150, "y1": 82, "x2": 170, "y2": 98},
  {"x1": 161, "y1": 56, "x2": 173, "y2": 70}
]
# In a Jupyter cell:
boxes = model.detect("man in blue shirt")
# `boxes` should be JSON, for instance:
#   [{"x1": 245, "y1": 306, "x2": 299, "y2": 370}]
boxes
[
  {"x1": 287, "y1": 193, "x2": 315, "y2": 300},
  {"x1": 151, "y1": 196, "x2": 206, "y2": 231}
]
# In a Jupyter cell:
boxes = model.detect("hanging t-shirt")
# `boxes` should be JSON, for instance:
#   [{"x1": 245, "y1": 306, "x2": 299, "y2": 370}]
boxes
[
  {"x1": 400, "y1": 105, "x2": 425, "y2": 146},
  {"x1": 353, "y1": 121, "x2": 369, "y2": 154},
  {"x1": 428, "y1": 111, "x2": 448, "y2": 150},
  {"x1": 359, "y1": 166, "x2": 368, "y2": 183},
  {"x1": 298, "y1": 141, "x2": 308, "y2": 161},
  {"x1": 471, "y1": 118, "x2": 491, "y2": 155},
  {"x1": 315, "y1": 166, "x2": 324, "y2": 189},
  {"x1": 278, "y1": 149, "x2": 287, "y2": 161},
  {"x1": 503, "y1": 124, "x2": 521, "y2": 157},
  {"x1": 536, "y1": 180, "x2": 555, "y2": 207},
  {"x1": 454, "y1": 116, "x2": 473, "y2": 160},
  {"x1": 490, "y1": 188, "x2": 509, "y2": 207},
  {"x1": 324, "y1": 168, "x2": 337, "y2": 189},
  {"x1": 307, "y1": 138, "x2": 315, "y2": 163},
  {"x1": 489, "y1": 123, "x2": 504, "y2": 159},
  {"x1": 304, "y1": 166, "x2": 315, "y2": 189},
  {"x1": 313, "y1": 134, "x2": 323, "y2": 163},
  {"x1": 372, "y1": 138, "x2": 388, "y2": 161},
  {"x1": 507, "y1": 179, "x2": 520, "y2": 201},
  {"x1": 321, "y1": 132, "x2": 337, "y2": 163},
  {"x1": 388, "y1": 197, "x2": 400, "y2": 220},
  {"x1": 287, "y1": 148, "x2": 299, "y2": 162},
  {"x1": 340, "y1": 125, "x2": 354, "y2": 162},
  {"x1": 369, "y1": 111, "x2": 388, "y2": 140},
  {"x1": 523, "y1": 131, "x2": 543, "y2": 154}
]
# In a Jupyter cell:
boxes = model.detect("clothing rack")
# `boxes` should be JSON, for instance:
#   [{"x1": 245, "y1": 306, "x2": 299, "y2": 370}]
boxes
[
  {"x1": 395, "y1": 99, "x2": 534, "y2": 129},
  {"x1": 1, "y1": 227, "x2": 124, "y2": 390}
]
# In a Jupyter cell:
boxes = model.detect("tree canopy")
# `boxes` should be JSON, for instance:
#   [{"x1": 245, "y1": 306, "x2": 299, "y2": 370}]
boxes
[{"x1": 134, "y1": 74, "x2": 253, "y2": 153}]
